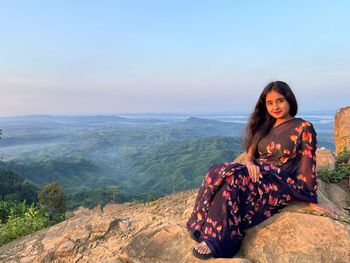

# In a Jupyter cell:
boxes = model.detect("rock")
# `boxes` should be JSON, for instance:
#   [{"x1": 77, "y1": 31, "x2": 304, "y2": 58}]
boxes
[
  {"x1": 316, "y1": 148, "x2": 336, "y2": 171},
  {"x1": 317, "y1": 179, "x2": 350, "y2": 208},
  {"x1": 56, "y1": 240, "x2": 75, "y2": 256},
  {"x1": 20, "y1": 255, "x2": 37, "y2": 263},
  {"x1": 241, "y1": 212, "x2": 350, "y2": 263},
  {"x1": 0, "y1": 188, "x2": 349, "y2": 263},
  {"x1": 334, "y1": 106, "x2": 350, "y2": 155},
  {"x1": 187, "y1": 257, "x2": 251, "y2": 263}
]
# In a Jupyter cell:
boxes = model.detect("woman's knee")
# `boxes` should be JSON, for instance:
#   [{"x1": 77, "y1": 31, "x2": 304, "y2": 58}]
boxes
[
  {"x1": 222, "y1": 163, "x2": 250, "y2": 186},
  {"x1": 204, "y1": 162, "x2": 249, "y2": 187}
]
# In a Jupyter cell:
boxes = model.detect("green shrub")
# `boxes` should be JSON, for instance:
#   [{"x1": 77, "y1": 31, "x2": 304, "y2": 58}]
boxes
[
  {"x1": 336, "y1": 148, "x2": 350, "y2": 165},
  {"x1": 319, "y1": 164, "x2": 350, "y2": 183},
  {"x1": 319, "y1": 148, "x2": 350, "y2": 183},
  {"x1": 0, "y1": 200, "x2": 27, "y2": 223},
  {"x1": 38, "y1": 181, "x2": 66, "y2": 222},
  {"x1": 0, "y1": 201, "x2": 50, "y2": 245}
]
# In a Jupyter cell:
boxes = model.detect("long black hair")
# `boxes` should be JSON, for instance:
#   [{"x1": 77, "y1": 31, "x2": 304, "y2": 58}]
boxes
[{"x1": 244, "y1": 81, "x2": 298, "y2": 157}]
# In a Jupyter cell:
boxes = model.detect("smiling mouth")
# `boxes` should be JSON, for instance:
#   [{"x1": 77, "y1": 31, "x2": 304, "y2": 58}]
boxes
[{"x1": 273, "y1": 111, "x2": 282, "y2": 114}]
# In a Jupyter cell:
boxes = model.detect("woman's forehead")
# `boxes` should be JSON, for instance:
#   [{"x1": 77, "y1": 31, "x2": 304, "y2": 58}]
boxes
[{"x1": 266, "y1": 90, "x2": 285, "y2": 101}]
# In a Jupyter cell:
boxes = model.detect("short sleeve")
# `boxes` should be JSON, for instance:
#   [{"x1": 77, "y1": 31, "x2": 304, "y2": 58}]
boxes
[{"x1": 295, "y1": 122, "x2": 318, "y2": 202}]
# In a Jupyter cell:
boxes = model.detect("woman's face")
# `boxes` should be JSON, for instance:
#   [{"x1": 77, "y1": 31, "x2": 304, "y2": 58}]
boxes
[{"x1": 265, "y1": 89, "x2": 291, "y2": 119}]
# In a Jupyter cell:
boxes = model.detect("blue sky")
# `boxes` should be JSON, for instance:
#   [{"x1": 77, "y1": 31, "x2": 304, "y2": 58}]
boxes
[{"x1": 0, "y1": 1, "x2": 349, "y2": 116}]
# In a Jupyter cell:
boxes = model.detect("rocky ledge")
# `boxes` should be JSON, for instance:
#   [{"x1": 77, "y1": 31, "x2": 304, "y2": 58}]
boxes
[{"x1": 0, "y1": 186, "x2": 349, "y2": 263}]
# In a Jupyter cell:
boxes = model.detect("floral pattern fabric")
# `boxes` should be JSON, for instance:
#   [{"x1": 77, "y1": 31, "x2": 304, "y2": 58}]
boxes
[{"x1": 186, "y1": 118, "x2": 318, "y2": 258}]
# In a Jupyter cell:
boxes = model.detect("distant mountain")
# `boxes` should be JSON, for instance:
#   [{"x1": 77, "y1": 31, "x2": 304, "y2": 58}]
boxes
[
  {"x1": 0, "y1": 157, "x2": 119, "y2": 194},
  {"x1": 0, "y1": 134, "x2": 244, "y2": 208},
  {"x1": 182, "y1": 116, "x2": 228, "y2": 126},
  {"x1": 123, "y1": 136, "x2": 243, "y2": 196},
  {"x1": 0, "y1": 115, "x2": 167, "y2": 124}
]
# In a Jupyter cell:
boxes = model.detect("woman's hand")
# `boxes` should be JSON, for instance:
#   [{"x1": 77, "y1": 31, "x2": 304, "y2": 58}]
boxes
[
  {"x1": 246, "y1": 162, "x2": 261, "y2": 183},
  {"x1": 309, "y1": 203, "x2": 339, "y2": 220}
]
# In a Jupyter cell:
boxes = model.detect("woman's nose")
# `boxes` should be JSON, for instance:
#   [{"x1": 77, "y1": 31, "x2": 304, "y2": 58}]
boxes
[{"x1": 273, "y1": 104, "x2": 280, "y2": 110}]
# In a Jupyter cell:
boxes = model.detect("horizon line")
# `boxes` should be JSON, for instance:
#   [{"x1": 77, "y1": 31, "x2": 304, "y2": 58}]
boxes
[{"x1": 0, "y1": 108, "x2": 340, "y2": 119}]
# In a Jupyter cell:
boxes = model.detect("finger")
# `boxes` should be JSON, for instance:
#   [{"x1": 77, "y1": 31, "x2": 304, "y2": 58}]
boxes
[
  {"x1": 254, "y1": 167, "x2": 259, "y2": 175},
  {"x1": 247, "y1": 167, "x2": 252, "y2": 178},
  {"x1": 257, "y1": 169, "x2": 261, "y2": 178},
  {"x1": 254, "y1": 168, "x2": 260, "y2": 180},
  {"x1": 253, "y1": 170, "x2": 259, "y2": 182},
  {"x1": 329, "y1": 210, "x2": 339, "y2": 219},
  {"x1": 248, "y1": 168, "x2": 257, "y2": 182},
  {"x1": 254, "y1": 167, "x2": 260, "y2": 181},
  {"x1": 249, "y1": 172, "x2": 256, "y2": 182},
  {"x1": 251, "y1": 174, "x2": 257, "y2": 182},
  {"x1": 254, "y1": 169, "x2": 260, "y2": 182},
  {"x1": 325, "y1": 208, "x2": 338, "y2": 219},
  {"x1": 326, "y1": 207, "x2": 338, "y2": 216},
  {"x1": 342, "y1": 206, "x2": 350, "y2": 212},
  {"x1": 330, "y1": 213, "x2": 338, "y2": 220}
]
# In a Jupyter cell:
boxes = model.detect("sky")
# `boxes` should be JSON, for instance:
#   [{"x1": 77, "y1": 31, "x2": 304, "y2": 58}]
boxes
[{"x1": 0, "y1": 1, "x2": 349, "y2": 116}]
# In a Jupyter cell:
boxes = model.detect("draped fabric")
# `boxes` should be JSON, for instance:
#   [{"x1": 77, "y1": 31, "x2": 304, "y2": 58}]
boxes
[{"x1": 186, "y1": 118, "x2": 318, "y2": 258}]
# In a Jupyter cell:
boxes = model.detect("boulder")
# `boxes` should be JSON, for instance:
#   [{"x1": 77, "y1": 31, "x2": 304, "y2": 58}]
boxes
[
  {"x1": 334, "y1": 106, "x2": 350, "y2": 155},
  {"x1": 317, "y1": 179, "x2": 349, "y2": 208},
  {"x1": 241, "y1": 211, "x2": 350, "y2": 263},
  {"x1": 316, "y1": 148, "x2": 336, "y2": 171}
]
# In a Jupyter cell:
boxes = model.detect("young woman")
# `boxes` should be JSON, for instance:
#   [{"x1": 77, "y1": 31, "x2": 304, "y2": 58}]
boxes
[{"x1": 186, "y1": 81, "x2": 338, "y2": 259}]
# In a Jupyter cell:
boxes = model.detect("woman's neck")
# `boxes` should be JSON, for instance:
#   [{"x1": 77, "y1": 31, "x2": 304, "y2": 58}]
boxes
[{"x1": 273, "y1": 115, "x2": 294, "y2": 127}]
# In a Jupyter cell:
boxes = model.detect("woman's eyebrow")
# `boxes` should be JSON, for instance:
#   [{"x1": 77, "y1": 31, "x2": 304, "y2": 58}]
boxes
[{"x1": 266, "y1": 97, "x2": 285, "y2": 103}]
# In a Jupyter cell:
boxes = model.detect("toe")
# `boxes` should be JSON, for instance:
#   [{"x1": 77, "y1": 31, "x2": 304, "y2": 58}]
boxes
[
  {"x1": 194, "y1": 244, "x2": 202, "y2": 253},
  {"x1": 194, "y1": 242, "x2": 212, "y2": 255},
  {"x1": 202, "y1": 243, "x2": 211, "y2": 254},
  {"x1": 199, "y1": 245, "x2": 205, "y2": 253}
]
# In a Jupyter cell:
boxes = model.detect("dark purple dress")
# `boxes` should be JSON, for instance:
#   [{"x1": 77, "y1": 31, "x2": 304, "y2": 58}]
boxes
[{"x1": 186, "y1": 118, "x2": 318, "y2": 258}]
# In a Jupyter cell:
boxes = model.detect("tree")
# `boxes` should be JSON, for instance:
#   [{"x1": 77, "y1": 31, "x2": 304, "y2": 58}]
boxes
[
  {"x1": 38, "y1": 181, "x2": 66, "y2": 221},
  {"x1": 0, "y1": 170, "x2": 39, "y2": 203}
]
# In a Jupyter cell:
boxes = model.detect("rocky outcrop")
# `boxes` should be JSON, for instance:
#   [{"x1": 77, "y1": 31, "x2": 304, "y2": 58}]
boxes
[
  {"x1": 316, "y1": 148, "x2": 336, "y2": 170},
  {"x1": 317, "y1": 179, "x2": 349, "y2": 209},
  {"x1": 334, "y1": 106, "x2": 350, "y2": 155},
  {"x1": 0, "y1": 188, "x2": 349, "y2": 263},
  {"x1": 241, "y1": 210, "x2": 350, "y2": 263}
]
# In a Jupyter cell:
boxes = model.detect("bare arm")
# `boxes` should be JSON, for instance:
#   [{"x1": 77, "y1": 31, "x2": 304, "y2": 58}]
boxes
[
  {"x1": 245, "y1": 147, "x2": 260, "y2": 182},
  {"x1": 245, "y1": 147, "x2": 255, "y2": 165}
]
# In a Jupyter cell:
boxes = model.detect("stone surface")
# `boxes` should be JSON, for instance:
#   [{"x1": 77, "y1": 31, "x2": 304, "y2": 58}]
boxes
[
  {"x1": 241, "y1": 212, "x2": 350, "y2": 263},
  {"x1": 316, "y1": 148, "x2": 336, "y2": 171},
  {"x1": 317, "y1": 179, "x2": 350, "y2": 208},
  {"x1": 0, "y1": 189, "x2": 349, "y2": 263},
  {"x1": 334, "y1": 106, "x2": 350, "y2": 155}
]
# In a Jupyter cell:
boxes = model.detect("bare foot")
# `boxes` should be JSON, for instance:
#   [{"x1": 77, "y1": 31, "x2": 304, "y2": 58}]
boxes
[{"x1": 194, "y1": 241, "x2": 212, "y2": 255}]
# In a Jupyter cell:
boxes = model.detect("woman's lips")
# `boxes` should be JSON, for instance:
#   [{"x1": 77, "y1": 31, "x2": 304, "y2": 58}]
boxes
[{"x1": 273, "y1": 111, "x2": 282, "y2": 115}]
